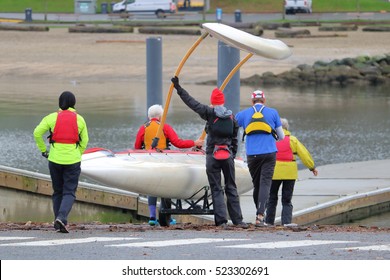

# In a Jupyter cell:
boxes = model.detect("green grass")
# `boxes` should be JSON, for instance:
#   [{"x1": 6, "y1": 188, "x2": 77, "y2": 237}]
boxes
[
  {"x1": 0, "y1": 0, "x2": 73, "y2": 13},
  {"x1": 0, "y1": 0, "x2": 388, "y2": 13},
  {"x1": 210, "y1": 0, "x2": 390, "y2": 13},
  {"x1": 313, "y1": 0, "x2": 390, "y2": 12},
  {"x1": 0, "y1": 0, "x2": 109, "y2": 13}
]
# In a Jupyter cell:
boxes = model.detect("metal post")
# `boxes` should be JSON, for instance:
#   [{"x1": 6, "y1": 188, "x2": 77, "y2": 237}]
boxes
[
  {"x1": 25, "y1": 8, "x2": 32, "y2": 22},
  {"x1": 234, "y1": 9, "x2": 242, "y2": 22},
  {"x1": 216, "y1": 8, "x2": 222, "y2": 22},
  {"x1": 217, "y1": 41, "x2": 240, "y2": 114},
  {"x1": 146, "y1": 37, "x2": 163, "y2": 117}
]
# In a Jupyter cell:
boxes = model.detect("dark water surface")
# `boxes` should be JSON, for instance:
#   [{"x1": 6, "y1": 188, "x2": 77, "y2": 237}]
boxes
[{"x1": 1, "y1": 78, "x2": 389, "y2": 173}]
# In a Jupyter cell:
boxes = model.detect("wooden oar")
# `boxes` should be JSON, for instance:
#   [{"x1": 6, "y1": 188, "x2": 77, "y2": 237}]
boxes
[
  {"x1": 198, "y1": 52, "x2": 254, "y2": 141},
  {"x1": 196, "y1": 23, "x2": 291, "y2": 143},
  {"x1": 153, "y1": 23, "x2": 292, "y2": 148},
  {"x1": 219, "y1": 53, "x2": 253, "y2": 92},
  {"x1": 151, "y1": 32, "x2": 209, "y2": 149}
]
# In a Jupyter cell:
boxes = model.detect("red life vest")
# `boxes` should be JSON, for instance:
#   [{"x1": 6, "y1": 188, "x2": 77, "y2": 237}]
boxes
[
  {"x1": 51, "y1": 110, "x2": 79, "y2": 144},
  {"x1": 276, "y1": 135, "x2": 294, "y2": 162}
]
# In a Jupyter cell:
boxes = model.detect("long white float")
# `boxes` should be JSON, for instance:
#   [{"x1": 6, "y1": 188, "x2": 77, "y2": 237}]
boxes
[
  {"x1": 81, "y1": 148, "x2": 252, "y2": 200},
  {"x1": 202, "y1": 22, "x2": 292, "y2": 60}
]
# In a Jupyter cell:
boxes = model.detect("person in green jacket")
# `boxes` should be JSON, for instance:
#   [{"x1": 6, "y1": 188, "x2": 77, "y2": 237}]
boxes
[
  {"x1": 265, "y1": 118, "x2": 318, "y2": 226},
  {"x1": 33, "y1": 91, "x2": 89, "y2": 233}
]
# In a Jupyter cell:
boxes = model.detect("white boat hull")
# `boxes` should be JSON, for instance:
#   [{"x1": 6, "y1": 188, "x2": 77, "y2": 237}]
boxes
[
  {"x1": 81, "y1": 148, "x2": 253, "y2": 200},
  {"x1": 202, "y1": 22, "x2": 292, "y2": 60}
]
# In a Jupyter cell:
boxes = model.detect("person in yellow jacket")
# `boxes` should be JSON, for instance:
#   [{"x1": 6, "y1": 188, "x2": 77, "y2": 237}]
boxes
[
  {"x1": 33, "y1": 91, "x2": 89, "y2": 233},
  {"x1": 265, "y1": 118, "x2": 318, "y2": 226}
]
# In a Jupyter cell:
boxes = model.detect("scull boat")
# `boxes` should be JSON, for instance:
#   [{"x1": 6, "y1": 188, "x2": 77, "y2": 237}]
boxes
[{"x1": 81, "y1": 148, "x2": 252, "y2": 200}]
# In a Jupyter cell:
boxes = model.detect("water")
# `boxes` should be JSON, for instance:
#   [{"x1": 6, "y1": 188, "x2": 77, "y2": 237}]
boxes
[{"x1": 1, "y1": 78, "x2": 389, "y2": 173}]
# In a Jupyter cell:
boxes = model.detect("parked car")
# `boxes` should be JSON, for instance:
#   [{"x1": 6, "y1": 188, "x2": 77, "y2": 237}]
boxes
[
  {"x1": 177, "y1": 0, "x2": 204, "y2": 11},
  {"x1": 284, "y1": 0, "x2": 312, "y2": 15},
  {"x1": 112, "y1": 0, "x2": 177, "y2": 18}
]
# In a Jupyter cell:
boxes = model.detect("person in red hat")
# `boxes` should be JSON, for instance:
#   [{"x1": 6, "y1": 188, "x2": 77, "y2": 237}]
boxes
[{"x1": 171, "y1": 76, "x2": 248, "y2": 229}]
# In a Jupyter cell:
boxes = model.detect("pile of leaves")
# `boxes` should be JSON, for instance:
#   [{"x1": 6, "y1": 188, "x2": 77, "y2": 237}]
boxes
[{"x1": 1, "y1": 222, "x2": 389, "y2": 233}]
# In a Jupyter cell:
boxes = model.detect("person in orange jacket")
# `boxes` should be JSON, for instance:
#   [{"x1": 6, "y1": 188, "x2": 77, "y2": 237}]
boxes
[{"x1": 134, "y1": 104, "x2": 203, "y2": 226}]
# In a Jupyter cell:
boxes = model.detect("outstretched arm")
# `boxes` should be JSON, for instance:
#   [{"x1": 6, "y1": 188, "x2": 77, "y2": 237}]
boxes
[
  {"x1": 171, "y1": 76, "x2": 211, "y2": 121},
  {"x1": 163, "y1": 124, "x2": 196, "y2": 149},
  {"x1": 294, "y1": 137, "x2": 317, "y2": 175}
]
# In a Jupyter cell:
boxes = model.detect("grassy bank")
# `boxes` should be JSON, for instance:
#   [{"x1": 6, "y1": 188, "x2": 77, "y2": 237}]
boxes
[
  {"x1": 210, "y1": 0, "x2": 389, "y2": 13},
  {"x1": 0, "y1": 0, "x2": 389, "y2": 13}
]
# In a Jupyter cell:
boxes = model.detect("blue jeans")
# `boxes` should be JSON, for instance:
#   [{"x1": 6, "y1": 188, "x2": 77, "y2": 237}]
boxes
[
  {"x1": 148, "y1": 196, "x2": 172, "y2": 223},
  {"x1": 48, "y1": 161, "x2": 81, "y2": 225}
]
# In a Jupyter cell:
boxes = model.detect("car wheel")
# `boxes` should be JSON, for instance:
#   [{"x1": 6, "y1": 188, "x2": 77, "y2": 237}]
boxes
[{"x1": 156, "y1": 10, "x2": 165, "y2": 19}]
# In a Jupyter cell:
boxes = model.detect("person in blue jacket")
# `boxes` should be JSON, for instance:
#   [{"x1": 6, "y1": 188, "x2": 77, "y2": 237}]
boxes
[{"x1": 235, "y1": 90, "x2": 284, "y2": 227}]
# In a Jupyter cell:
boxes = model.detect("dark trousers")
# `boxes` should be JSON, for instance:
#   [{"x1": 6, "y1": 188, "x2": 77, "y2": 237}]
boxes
[
  {"x1": 247, "y1": 152, "x2": 276, "y2": 217},
  {"x1": 206, "y1": 155, "x2": 243, "y2": 226},
  {"x1": 265, "y1": 180, "x2": 295, "y2": 225},
  {"x1": 48, "y1": 161, "x2": 81, "y2": 225}
]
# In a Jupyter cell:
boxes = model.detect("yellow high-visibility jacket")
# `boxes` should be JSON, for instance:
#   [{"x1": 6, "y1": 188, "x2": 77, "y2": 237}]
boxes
[
  {"x1": 273, "y1": 129, "x2": 315, "y2": 180},
  {"x1": 33, "y1": 108, "x2": 89, "y2": 165}
]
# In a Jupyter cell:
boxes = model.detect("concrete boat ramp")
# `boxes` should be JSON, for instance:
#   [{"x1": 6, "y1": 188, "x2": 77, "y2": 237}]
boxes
[
  {"x1": 240, "y1": 159, "x2": 390, "y2": 225},
  {"x1": 1, "y1": 159, "x2": 390, "y2": 226}
]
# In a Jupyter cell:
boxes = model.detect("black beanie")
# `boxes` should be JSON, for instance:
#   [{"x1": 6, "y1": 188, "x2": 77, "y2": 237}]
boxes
[{"x1": 59, "y1": 91, "x2": 76, "y2": 110}]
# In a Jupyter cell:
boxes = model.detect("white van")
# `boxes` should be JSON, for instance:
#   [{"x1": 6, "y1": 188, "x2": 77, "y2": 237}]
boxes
[
  {"x1": 112, "y1": 0, "x2": 177, "y2": 18},
  {"x1": 284, "y1": 0, "x2": 312, "y2": 15}
]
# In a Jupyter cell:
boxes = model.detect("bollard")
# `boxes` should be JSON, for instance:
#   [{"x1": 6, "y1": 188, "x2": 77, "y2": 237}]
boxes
[
  {"x1": 234, "y1": 9, "x2": 242, "y2": 23},
  {"x1": 216, "y1": 8, "x2": 222, "y2": 22},
  {"x1": 25, "y1": 8, "x2": 32, "y2": 22},
  {"x1": 217, "y1": 41, "x2": 240, "y2": 114},
  {"x1": 146, "y1": 37, "x2": 163, "y2": 114},
  {"x1": 101, "y1": 2, "x2": 108, "y2": 14}
]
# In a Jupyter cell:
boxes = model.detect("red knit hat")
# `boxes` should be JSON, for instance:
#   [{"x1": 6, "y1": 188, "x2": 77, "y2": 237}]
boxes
[{"x1": 210, "y1": 88, "x2": 225, "y2": 105}]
